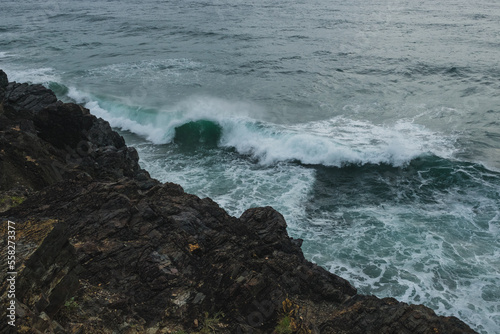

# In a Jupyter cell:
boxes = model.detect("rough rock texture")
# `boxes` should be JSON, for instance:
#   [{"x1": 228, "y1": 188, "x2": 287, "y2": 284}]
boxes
[
  {"x1": 0, "y1": 73, "x2": 153, "y2": 200},
  {"x1": 0, "y1": 71, "x2": 477, "y2": 333}
]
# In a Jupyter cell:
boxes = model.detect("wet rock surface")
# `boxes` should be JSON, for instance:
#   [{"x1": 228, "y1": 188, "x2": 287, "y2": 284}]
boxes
[{"x1": 0, "y1": 71, "x2": 477, "y2": 333}]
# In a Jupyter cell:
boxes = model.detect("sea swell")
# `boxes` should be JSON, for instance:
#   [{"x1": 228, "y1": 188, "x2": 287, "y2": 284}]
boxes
[{"x1": 66, "y1": 87, "x2": 457, "y2": 168}]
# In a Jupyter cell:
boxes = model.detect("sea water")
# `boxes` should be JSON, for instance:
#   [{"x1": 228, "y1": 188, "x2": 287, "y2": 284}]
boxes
[{"x1": 1, "y1": 0, "x2": 499, "y2": 332}]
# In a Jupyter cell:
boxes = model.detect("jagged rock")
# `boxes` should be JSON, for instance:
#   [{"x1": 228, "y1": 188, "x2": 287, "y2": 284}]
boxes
[
  {"x1": 0, "y1": 77, "x2": 152, "y2": 194},
  {"x1": 0, "y1": 70, "x2": 8, "y2": 89},
  {"x1": 33, "y1": 103, "x2": 95, "y2": 149},
  {"x1": 3, "y1": 82, "x2": 58, "y2": 113},
  {"x1": 319, "y1": 295, "x2": 475, "y2": 334},
  {"x1": 86, "y1": 118, "x2": 126, "y2": 149},
  {"x1": 0, "y1": 71, "x2": 477, "y2": 334}
]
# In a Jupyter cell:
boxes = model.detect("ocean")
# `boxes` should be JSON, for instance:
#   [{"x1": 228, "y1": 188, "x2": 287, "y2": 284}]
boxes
[{"x1": 1, "y1": 0, "x2": 499, "y2": 332}]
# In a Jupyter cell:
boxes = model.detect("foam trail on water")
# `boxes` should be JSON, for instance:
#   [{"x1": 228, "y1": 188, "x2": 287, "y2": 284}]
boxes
[
  {"x1": 84, "y1": 59, "x2": 203, "y2": 80},
  {"x1": 138, "y1": 143, "x2": 316, "y2": 224},
  {"x1": 2, "y1": 66, "x2": 61, "y2": 85},
  {"x1": 299, "y1": 160, "x2": 500, "y2": 334}
]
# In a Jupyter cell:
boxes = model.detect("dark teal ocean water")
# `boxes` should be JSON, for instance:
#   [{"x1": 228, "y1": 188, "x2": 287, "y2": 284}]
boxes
[{"x1": 1, "y1": 0, "x2": 499, "y2": 332}]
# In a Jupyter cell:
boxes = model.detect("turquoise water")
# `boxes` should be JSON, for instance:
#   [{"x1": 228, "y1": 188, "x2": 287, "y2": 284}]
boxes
[{"x1": 1, "y1": 0, "x2": 500, "y2": 332}]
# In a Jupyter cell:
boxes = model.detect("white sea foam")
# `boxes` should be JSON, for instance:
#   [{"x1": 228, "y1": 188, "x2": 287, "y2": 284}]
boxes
[
  {"x1": 66, "y1": 89, "x2": 458, "y2": 167},
  {"x1": 220, "y1": 117, "x2": 457, "y2": 167},
  {"x1": 68, "y1": 87, "x2": 167, "y2": 143},
  {"x1": 302, "y1": 193, "x2": 500, "y2": 334},
  {"x1": 4, "y1": 67, "x2": 60, "y2": 85},
  {"x1": 84, "y1": 58, "x2": 203, "y2": 82}
]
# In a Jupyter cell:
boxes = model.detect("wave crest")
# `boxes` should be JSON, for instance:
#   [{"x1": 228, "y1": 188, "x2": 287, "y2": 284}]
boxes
[
  {"x1": 220, "y1": 117, "x2": 456, "y2": 167},
  {"x1": 67, "y1": 89, "x2": 456, "y2": 167}
]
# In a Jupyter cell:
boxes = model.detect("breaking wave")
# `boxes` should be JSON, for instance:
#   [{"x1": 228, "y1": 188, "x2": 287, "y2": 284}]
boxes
[{"x1": 66, "y1": 88, "x2": 457, "y2": 167}]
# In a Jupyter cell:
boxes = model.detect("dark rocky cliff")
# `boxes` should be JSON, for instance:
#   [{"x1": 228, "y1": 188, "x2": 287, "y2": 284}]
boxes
[{"x1": 0, "y1": 70, "x2": 476, "y2": 333}]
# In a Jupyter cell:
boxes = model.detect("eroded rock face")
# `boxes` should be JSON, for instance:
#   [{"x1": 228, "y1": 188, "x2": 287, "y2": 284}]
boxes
[
  {"x1": 0, "y1": 71, "x2": 153, "y2": 197},
  {"x1": 3, "y1": 81, "x2": 58, "y2": 113},
  {"x1": 0, "y1": 72, "x2": 477, "y2": 333}
]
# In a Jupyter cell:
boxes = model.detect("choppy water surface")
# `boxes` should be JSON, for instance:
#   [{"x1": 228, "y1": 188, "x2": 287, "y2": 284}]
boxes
[{"x1": 1, "y1": 0, "x2": 499, "y2": 332}]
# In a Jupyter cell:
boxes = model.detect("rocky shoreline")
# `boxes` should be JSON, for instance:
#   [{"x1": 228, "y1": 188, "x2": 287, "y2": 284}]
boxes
[{"x1": 0, "y1": 69, "x2": 476, "y2": 333}]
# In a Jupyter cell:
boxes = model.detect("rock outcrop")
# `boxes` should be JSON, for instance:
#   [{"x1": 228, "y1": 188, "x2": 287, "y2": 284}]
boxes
[
  {"x1": 0, "y1": 70, "x2": 477, "y2": 333},
  {"x1": 0, "y1": 69, "x2": 152, "y2": 201}
]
